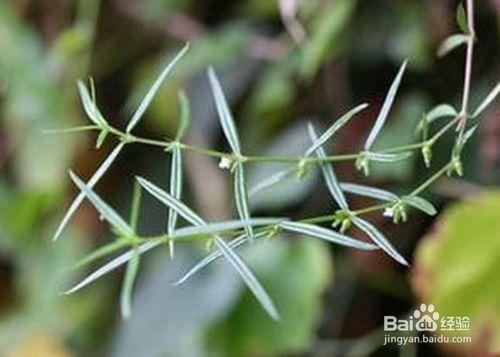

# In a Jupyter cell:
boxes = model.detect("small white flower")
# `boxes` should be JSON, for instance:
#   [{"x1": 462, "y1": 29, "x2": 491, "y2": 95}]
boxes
[
  {"x1": 218, "y1": 157, "x2": 232, "y2": 170},
  {"x1": 383, "y1": 207, "x2": 394, "y2": 217}
]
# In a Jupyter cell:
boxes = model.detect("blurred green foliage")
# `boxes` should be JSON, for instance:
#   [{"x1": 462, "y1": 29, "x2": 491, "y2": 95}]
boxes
[{"x1": 413, "y1": 192, "x2": 500, "y2": 355}]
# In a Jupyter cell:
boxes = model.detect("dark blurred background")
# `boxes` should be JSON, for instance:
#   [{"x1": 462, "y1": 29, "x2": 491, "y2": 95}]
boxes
[{"x1": 0, "y1": 0, "x2": 499, "y2": 356}]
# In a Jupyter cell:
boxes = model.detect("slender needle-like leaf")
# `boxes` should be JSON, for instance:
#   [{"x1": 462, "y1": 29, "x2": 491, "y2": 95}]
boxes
[
  {"x1": 462, "y1": 125, "x2": 477, "y2": 144},
  {"x1": 472, "y1": 83, "x2": 500, "y2": 118},
  {"x1": 207, "y1": 67, "x2": 241, "y2": 154},
  {"x1": 367, "y1": 152, "x2": 412, "y2": 162},
  {"x1": 63, "y1": 241, "x2": 160, "y2": 294},
  {"x1": 213, "y1": 236, "x2": 279, "y2": 320},
  {"x1": 280, "y1": 221, "x2": 378, "y2": 250},
  {"x1": 175, "y1": 91, "x2": 190, "y2": 141},
  {"x1": 167, "y1": 146, "x2": 182, "y2": 258},
  {"x1": 249, "y1": 168, "x2": 295, "y2": 196},
  {"x1": 95, "y1": 129, "x2": 108, "y2": 149},
  {"x1": 340, "y1": 183, "x2": 398, "y2": 202},
  {"x1": 70, "y1": 171, "x2": 134, "y2": 237},
  {"x1": 126, "y1": 43, "x2": 189, "y2": 133},
  {"x1": 137, "y1": 176, "x2": 278, "y2": 319},
  {"x1": 307, "y1": 123, "x2": 348, "y2": 209},
  {"x1": 234, "y1": 163, "x2": 254, "y2": 240},
  {"x1": 305, "y1": 104, "x2": 369, "y2": 156},
  {"x1": 172, "y1": 218, "x2": 285, "y2": 238},
  {"x1": 352, "y1": 217, "x2": 408, "y2": 266},
  {"x1": 54, "y1": 143, "x2": 125, "y2": 241},
  {"x1": 129, "y1": 182, "x2": 142, "y2": 231},
  {"x1": 120, "y1": 248, "x2": 140, "y2": 319},
  {"x1": 174, "y1": 233, "x2": 266, "y2": 286},
  {"x1": 365, "y1": 61, "x2": 407, "y2": 150},
  {"x1": 137, "y1": 176, "x2": 204, "y2": 226},
  {"x1": 74, "y1": 240, "x2": 129, "y2": 269},
  {"x1": 77, "y1": 80, "x2": 107, "y2": 127}
]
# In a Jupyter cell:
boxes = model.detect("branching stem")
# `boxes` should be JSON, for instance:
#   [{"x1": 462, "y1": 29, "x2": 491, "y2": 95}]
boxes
[
  {"x1": 104, "y1": 117, "x2": 457, "y2": 165},
  {"x1": 71, "y1": 1, "x2": 480, "y2": 271}
]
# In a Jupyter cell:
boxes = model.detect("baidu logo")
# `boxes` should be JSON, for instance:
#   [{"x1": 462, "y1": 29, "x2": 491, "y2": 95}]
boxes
[
  {"x1": 413, "y1": 304, "x2": 439, "y2": 331},
  {"x1": 384, "y1": 304, "x2": 441, "y2": 332}
]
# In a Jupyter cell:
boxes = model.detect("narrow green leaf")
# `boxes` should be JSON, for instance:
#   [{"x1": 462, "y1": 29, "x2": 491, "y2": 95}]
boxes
[
  {"x1": 234, "y1": 163, "x2": 254, "y2": 240},
  {"x1": 307, "y1": 123, "x2": 348, "y2": 209},
  {"x1": 77, "y1": 79, "x2": 107, "y2": 127},
  {"x1": 175, "y1": 91, "x2": 190, "y2": 141},
  {"x1": 472, "y1": 83, "x2": 500, "y2": 118},
  {"x1": 402, "y1": 196, "x2": 437, "y2": 216},
  {"x1": 305, "y1": 103, "x2": 369, "y2": 156},
  {"x1": 137, "y1": 176, "x2": 204, "y2": 226},
  {"x1": 456, "y1": 3, "x2": 468, "y2": 34},
  {"x1": 129, "y1": 181, "x2": 142, "y2": 231},
  {"x1": 426, "y1": 104, "x2": 458, "y2": 123},
  {"x1": 340, "y1": 182, "x2": 398, "y2": 202},
  {"x1": 176, "y1": 239, "x2": 243, "y2": 285},
  {"x1": 249, "y1": 168, "x2": 295, "y2": 196},
  {"x1": 352, "y1": 217, "x2": 408, "y2": 266},
  {"x1": 95, "y1": 128, "x2": 108, "y2": 149},
  {"x1": 437, "y1": 34, "x2": 469, "y2": 57},
  {"x1": 462, "y1": 125, "x2": 477, "y2": 144},
  {"x1": 74, "y1": 240, "x2": 129, "y2": 269},
  {"x1": 367, "y1": 151, "x2": 412, "y2": 162},
  {"x1": 207, "y1": 67, "x2": 241, "y2": 154},
  {"x1": 213, "y1": 236, "x2": 279, "y2": 320},
  {"x1": 126, "y1": 43, "x2": 189, "y2": 133},
  {"x1": 70, "y1": 171, "x2": 134, "y2": 237},
  {"x1": 137, "y1": 176, "x2": 277, "y2": 320},
  {"x1": 174, "y1": 232, "x2": 270, "y2": 286},
  {"x1": 54, "y1": 143, "x2": 125, "y2": 241},
  {"x1": 365, "y1": 61, "x2": 407, "y2": 150},
  {"x1": 167, "y1": 146, "x2": 182, "y2": 258},
  {"x1": 280, "y1": 221, "x2": 377, "y2": 250},
  {"x1": 120, "y1": 248, "x2": 140, "y2": 319},
  {"x1": 172, "y1": 218, "x2": 285, "y2": 239},
  {"x1": 63, "y1": 241, "x2": 160, "y2": 294}
]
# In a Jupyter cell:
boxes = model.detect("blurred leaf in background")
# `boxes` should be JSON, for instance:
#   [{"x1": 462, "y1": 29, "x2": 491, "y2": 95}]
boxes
[
  {"x1": 0, "y1": 1, "x2": 107, "y2": 355},
  {"x1": 413, "y1": 191, "x2": 500, "y2": 355},
  {"x1": 0, "y1": 3, "x2": 78, "y2": 191}
]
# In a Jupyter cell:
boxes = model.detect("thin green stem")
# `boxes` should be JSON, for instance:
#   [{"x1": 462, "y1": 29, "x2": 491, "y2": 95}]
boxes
[
  {"x1": 103, "y1": 117, "x2": 457, "y2": 166},
  {"x1": 300, "y1": 214, "x2": 336, "y2": 224},
  {"x1": 352, "y1": 203, "x2": 390, "y2": 216},
  {"x1": 379, "y1": 142, "x2": 426, "y2": 154},
  {"x1": 245, "y1": 153, "x2": 362, "y2": 164},
  {"x1": 132, "y1": 136, "x2": 171, "y2": 148},
  {"x1": 179, "y1": 143, "x2": 228, "y2": 158},
  {"x1": 410, "y1": 162, "x2": 453, "y2": 196},
  {"x1": 430, "y1": 116, "x2": 461, "y2": 144}
]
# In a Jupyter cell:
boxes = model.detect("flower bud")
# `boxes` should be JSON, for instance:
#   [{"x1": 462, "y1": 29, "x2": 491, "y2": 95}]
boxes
[
  {"x1": 422, "y1": 144, "x2": 433, "y2": 168},
  {"x1": 297, "y1": 159, "x2": 308, "y2": 180}
]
